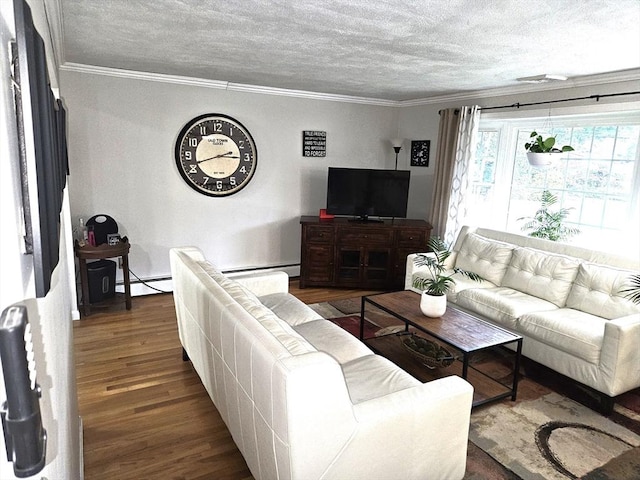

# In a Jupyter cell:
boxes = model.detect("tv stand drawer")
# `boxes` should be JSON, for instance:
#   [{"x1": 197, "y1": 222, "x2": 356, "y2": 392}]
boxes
[{"x1": 337, "y1": 228, "x2": 392, "y2": 245}]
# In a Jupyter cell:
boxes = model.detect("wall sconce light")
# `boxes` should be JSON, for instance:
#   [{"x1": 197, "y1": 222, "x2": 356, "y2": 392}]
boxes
[{"x1": 390, "y1": 138, "x2": 404, "y2": 170}]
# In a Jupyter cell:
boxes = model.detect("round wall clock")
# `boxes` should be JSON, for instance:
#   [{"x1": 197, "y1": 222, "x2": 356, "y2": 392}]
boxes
[{"x1": 174, "y1": 113, "x2": 258, "y2": 196}]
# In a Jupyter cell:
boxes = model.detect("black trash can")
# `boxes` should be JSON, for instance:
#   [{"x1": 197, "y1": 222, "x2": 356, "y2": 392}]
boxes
[{"x1": 87, "y1": 259, "x2": 116, "y2": 303}]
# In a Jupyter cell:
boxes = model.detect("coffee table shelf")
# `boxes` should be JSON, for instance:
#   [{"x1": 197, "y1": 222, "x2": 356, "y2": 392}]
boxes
[{"x1": 360, "y1": 290, "x2": 523, "y2": 408}]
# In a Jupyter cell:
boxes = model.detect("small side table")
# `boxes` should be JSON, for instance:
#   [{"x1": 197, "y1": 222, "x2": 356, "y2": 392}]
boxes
[{"x1": 75, "y1": 239, "x2": 131, "y2": 317}]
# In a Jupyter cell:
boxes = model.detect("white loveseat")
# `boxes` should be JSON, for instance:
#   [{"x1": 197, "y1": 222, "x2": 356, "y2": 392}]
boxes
[
  {"x1": 405, "y1": 226, "x2": 640, "y2": 413},
  {"x1": 170, "y1": 246, "x2": 474, "y2": 480}
]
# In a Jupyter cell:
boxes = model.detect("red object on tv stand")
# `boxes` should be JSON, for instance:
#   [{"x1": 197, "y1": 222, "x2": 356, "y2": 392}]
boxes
[{"x1": 319, "y1": 209, "x2": 335, "y2": 219}]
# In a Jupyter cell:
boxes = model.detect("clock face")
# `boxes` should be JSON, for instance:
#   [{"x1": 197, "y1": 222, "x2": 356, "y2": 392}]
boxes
[{"x1": 175, "y1": 114, "x2": 258, "y2": 196}]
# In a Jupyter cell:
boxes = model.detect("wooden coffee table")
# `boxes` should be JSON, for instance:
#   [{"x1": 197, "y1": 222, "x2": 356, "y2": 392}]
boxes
[{"x1": 360, "y1": 290, "x2": 523, "y2": 408}]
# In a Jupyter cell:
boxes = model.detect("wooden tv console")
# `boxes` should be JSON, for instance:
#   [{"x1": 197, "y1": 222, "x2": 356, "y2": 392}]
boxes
[{"x1": 299, "y1": 216, "x2": 432, "y2": 289}]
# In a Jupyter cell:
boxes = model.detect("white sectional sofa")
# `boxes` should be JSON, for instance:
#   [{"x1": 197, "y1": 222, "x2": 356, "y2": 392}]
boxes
[
  {"x1": 170, "y1": 246, "x2": 474, "y2": 480},
  {"x1": 405, "y1": 226, "x2": 640, "y2": 413}
]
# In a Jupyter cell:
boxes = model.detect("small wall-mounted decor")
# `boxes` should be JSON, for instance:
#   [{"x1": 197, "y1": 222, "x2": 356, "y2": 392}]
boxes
[
  {"x1": 411, "y1": 140, "x2": 430, "y2": 167},
  {"x1": 303, "y1": 131, "x2": 326, "y2": 157}
]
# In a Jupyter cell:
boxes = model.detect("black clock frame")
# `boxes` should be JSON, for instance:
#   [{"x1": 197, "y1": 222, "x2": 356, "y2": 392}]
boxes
[{"x1": 174, "y1": 113, "x2": 258, "y2": 197}]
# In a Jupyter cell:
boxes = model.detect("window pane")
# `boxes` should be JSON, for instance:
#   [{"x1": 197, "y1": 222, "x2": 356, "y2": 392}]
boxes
[
  {"x1": 468, "y1": 130, "x2": 500, "y2": 226},
  {"x1": 614, "y1": 126, "x2": 640, "y2": 159},
  {"x1": 591, "y1": 126, "x2": 617, "y2": 158},
  {"x1": 571, "y1": 127, "x2": 594, "y2": 155}
]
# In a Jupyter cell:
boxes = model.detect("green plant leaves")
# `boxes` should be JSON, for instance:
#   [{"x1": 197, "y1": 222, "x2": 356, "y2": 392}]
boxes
[
  {"x1": 524, "y1": 131, "x2": 574, "y2": 153},
  {"x1": 619, "y1": 274, "x2": 640, "y2": 305},
  {"x1": 542, "y1": 136, "x2": 556, "y2": 150},
  {"x1": 518, "y1": 190, "x2": 580, "y2": 241},
  {"x1": 412, "y1": 236, "x2": 483, "y2": 295}
]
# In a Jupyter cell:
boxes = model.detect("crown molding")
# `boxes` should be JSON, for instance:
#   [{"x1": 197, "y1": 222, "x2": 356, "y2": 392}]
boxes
[
  {"x1": 59, "y1": 63, "x2": 399, "y2": 106},
  {"x1": 60, "y1": 62, "x2": 640, "y2": 108},
  {"x1": 399, "y1": 69, "x2": 640, "y2": 107},
  {"x1": 60, "y1": 63, "x2": 230, "y2": 89},
  {"x1": 226, "y1": 82, "x2": 399, "y2": 106},
  {"x1": 42, "y1": 0, "x2": 64, "y2": 70}
]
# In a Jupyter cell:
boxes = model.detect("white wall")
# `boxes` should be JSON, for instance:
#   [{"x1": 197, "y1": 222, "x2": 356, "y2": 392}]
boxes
[
  {"x1": 59, "y1": 68, "x2": 640, "y2": 286},
  {"x1": 60, "y1": 70, "x2": 402, "y2": 282},
  {"x1": 1, "y1": 1, "x2": 81, "y2": 479},
  {"x1": 396, "y1": 79, "x2": 640, "y2": 235}
]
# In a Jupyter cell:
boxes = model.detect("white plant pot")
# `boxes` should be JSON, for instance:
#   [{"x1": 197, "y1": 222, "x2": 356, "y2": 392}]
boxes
[
  {"x1": 419, "y1": 291, "x2": 447, "y2": 318},
  {"x1": 526, "y1": 152, "x2": 561, "y2": 167}
]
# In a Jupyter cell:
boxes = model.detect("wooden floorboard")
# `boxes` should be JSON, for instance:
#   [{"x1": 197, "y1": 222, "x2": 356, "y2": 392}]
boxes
[{"x1": 74, "y1": 279, "x2": 377, "y2": 480}]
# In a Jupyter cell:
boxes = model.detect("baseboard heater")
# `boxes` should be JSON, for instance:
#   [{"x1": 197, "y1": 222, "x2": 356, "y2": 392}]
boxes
[{"x1": 116, "y1": 263, "x2": 301, "y2": 297}]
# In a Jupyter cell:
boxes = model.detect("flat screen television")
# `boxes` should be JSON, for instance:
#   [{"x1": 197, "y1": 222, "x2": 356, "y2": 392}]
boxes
[{"x1": 326, "y1": 167, "x2": 410, "y2": 220}]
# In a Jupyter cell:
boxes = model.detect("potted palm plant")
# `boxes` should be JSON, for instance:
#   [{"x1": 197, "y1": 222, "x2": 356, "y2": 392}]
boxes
[
  {"x1": 518, "y1": 190, "x2": 580, "y2": 242},
  {"x1": 620, "y1": 274, "x2": 640, "y2": 305},
  {"x1": 412, "y1": 236, "x2": 483, "y2": 317},
  {"x1": 525, "y1": 131, "x2": 574, "y2": 166}
]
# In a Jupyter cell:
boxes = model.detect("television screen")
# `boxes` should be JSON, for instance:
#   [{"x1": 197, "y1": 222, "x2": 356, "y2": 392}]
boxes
[{"x1": 326, "y1": 167, "x2": 410, "y2": 219}]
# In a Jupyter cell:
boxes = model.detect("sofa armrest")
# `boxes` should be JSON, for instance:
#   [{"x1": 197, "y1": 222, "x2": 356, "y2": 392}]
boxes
[
  {"x1": 348, "y1": 375, "x2": 473, "y2": 480},
  {"x1": 354, "y1": 374, "x2": 472, "y2": 421},
  {"x1": 230, "y1": 270, "x2": 289, "y2": 296},
  {"x1": 600, "y1": 313, "x2": 640, "y2": 395}
]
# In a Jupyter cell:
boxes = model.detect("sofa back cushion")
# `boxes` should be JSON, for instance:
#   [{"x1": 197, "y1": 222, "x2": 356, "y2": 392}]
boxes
[
  {"x1": 502, "y1": 247, "x2": 580, "y2": 307},
  {"x1": 196, "y1": 260, "x2": 316, "y2": 355},
  {"x1": 566, "y1": 263, "x2": 640, "y2": 319},
  {"x1": 455, "y1": 233, "x2": 514, "y2": 286}
]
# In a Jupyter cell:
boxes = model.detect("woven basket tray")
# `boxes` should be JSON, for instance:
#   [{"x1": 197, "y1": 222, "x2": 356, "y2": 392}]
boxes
[{"x1": 401, "y1": 334, "x2": 456, "y2": 369}]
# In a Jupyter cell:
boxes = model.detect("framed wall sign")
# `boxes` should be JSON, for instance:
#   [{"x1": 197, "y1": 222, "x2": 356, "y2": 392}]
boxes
[
  {"x1": 302, "y1": 131, "x2": 326, "y2": 157},
  {"x1": 410, "y1": 140, "x2": 430, "y2": 167}
]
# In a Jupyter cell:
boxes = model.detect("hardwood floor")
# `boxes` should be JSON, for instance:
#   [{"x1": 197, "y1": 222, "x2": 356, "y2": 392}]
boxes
[{"x1": 73, "y1": 280, "x2": 378, "y2": 480}]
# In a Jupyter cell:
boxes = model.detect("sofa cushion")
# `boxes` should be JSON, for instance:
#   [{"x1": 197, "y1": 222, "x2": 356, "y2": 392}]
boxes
[
  {"x1": 456, "y1": 287, "x2": 558, "y2": 330},
  {"x1": 443, "y1": 272, "x2": 496, "y2": 302},
  {"x1": 341, "y1": 354, "x2": 421, "y2": 404},
  {"x1": 565, "y1": 263, "x2": 640, "y2": 319},
  {"x1": 455, "y1": 233, "x2": 515, "y2": 286},
  {"x1": 518, "y1": 309, "x2": 607, "y2": 364},
  {"x1": 259, "y1": 292, "x2": 324, "y2": 326},
  {"x1": 501, "y1": 247, "x2": 580, "y2": 307},
  {"x1": 294, "y1": 319, "x2": 373, "y2": 364}
]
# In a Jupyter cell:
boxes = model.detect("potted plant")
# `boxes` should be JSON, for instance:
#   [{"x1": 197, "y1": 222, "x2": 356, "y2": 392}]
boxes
[
  {"x1": 518, "y1": 190, "x2": 580, "y2": 242},
  {"x1": 525, "y1": 131, "x2": 574, "y2": 166},
  {"x1": 412, "y1": 236, "x2": 483, "y2": 317},
  {"x1": 620, "y1": 274, "x2": 640, "y2": 305}
]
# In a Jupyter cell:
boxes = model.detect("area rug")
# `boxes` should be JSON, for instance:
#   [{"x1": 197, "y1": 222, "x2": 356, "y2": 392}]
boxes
[
  {"x1": 470, "y1": 392, "x2": 640, "y2": 480},
  {"x1": 311, "y1": 298, "x2": 400, "y2": 330},
  {"x1": 329, "y1": 315, "x2": 379, "y2": 338},
  {"x1": 310, "y1": 298, "x2": 640, "y2": 480}
]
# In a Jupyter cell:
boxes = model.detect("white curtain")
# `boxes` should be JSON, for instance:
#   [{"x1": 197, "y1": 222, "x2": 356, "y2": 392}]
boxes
[{"x1": 429, "y1": 105, "x2": 481, "y2": 246}]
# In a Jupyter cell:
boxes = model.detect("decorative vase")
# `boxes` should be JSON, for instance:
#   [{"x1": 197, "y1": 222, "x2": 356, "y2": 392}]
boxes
[
  {"x1": 420, "y1": 291, "x2": 447, "y2": 318},
  {"x1": 526, "y1": 152, "x2": 561, "y2": 167}
]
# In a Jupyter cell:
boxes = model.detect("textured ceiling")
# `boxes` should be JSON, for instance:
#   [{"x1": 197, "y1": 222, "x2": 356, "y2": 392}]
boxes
[{"x1": 60, "y1": 0, "x2": 640, "y2": 101}]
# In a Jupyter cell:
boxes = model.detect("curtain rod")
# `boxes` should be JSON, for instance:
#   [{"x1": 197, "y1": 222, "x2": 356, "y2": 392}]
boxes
[{"x1": 479, "y1": 90, "x2": 640, "y2": 111}]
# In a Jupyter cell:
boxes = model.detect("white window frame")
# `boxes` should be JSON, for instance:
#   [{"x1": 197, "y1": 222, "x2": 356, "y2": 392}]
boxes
[{"x1": 474, "y1": 107, "x2": 640, "y2": 252}]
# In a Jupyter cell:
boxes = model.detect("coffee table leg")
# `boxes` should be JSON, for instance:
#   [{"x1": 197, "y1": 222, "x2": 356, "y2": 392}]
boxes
[
  {"x1": 512, "y1": 339, "x2": 523, "y2": 400},
  {"x1": 462, "y1": 353, "x2": 470, "y2": 379},
  {"x1": 360, "y1": 297, "x2": 365, "y2": 340}
]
